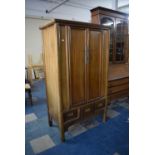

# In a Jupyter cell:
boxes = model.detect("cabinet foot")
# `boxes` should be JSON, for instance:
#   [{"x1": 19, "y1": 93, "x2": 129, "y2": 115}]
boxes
[
  {"x1": 48, "y1": 113, "x2": 53, "y2": 127},
  {"x1": 49, "y1": 119, "x2": 53, "y2": 126},
  {"x1": 60, "y1": 130, "x2": 65, "y2": 142}
]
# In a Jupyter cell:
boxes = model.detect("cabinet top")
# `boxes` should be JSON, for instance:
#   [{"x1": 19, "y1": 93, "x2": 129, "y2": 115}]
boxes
[
  {"x1": 40, "y1": 18, "x2": 110, "y2": 30},
  {"x1": 91, "y1": 6, "x2": 128, "y2": 17}
]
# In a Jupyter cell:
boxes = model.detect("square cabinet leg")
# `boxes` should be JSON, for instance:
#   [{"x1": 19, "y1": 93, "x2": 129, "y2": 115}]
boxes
[
  {"x1": 49, "y1": 119, "x2": 53, "y2": 127},
  {"x1": 48, "y1": 114, "x2": 53, "y2": 127},
  {"x1": 60, "y1": 130, "x2": 65, "y2": 142}
]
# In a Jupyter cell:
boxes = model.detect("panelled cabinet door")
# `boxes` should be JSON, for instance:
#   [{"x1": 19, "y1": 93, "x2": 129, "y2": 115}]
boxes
[
  {"x1": 87, "y1": 29, "x2": 105, "y2": 102},
  {"x1": 68, "y1": 27, "x2": 86, "y2": 107}
]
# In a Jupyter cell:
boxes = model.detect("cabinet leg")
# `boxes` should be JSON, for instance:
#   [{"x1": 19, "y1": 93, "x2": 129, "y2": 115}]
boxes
[
  {"x1": 49, "y1": 119, "x2": 53, "y2": 127},
  {"x1": 48, "y1": 113, "x2": 53, "y2": 127},
  {"x1": 103, "y1": 99, "x2": 108, "y2": 122},
  {"x1": 60, "y1": 126, "x2": 65, "y2": 142},
  {"x1": 103, "y1": 110, "x2": 107, "y2": 123},
  {"x1": 61, "y1": 132, "x2": 65, "y2": 142},
  {"x1": 103, "y1": 105, "x2": 108, "y2": 122}
]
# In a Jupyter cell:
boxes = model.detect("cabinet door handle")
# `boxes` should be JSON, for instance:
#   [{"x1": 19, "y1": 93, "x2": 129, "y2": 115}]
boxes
[
  {"x1": 98, "y1": 103, "x2": 103, "y2": 108},
  {"x1": 85, "y1": 49, "x2": 89, "y2": 64},
  {"x1": 85, "y1": 108, "x2": 91, "y2": 112},
  {"x1": 67, "y1": 112, "x2": 74, "y2": 117},
  {"x1": 87, "y1": 50, "x2": 89, "y2": 64}
]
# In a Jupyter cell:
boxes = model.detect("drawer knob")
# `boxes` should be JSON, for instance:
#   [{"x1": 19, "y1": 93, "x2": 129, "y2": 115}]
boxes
[
  {"x1": 85, "y1": 108, "x2": 91, "y2": 112},
  {"x1": 67, "y1": 112, "x2": 74, "y2": 117},
  {"x1": 98, "y1": 103, "x2": 103, "y2": 107}
]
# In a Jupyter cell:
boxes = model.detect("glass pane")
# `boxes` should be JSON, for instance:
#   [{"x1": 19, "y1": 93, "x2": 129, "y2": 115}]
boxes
[
  {"x1": 116, "y1": 19, "x2": 128, "y2": 61},
  {"x1": 101, "y1": 17, "x2": 114, "y2": 62}
]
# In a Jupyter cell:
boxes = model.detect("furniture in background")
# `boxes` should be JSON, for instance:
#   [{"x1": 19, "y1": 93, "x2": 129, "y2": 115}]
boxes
[
  {"x1": 27, "y1": 65, "x2": 44, "y2": 85},
  {"x1": 40, "y1": 19, "x2": 110, "y2": 141},
  {"x1": 90, "y1": 7, "x2": 129, "y2": 101},
  {"x1": 27, "y1": 54, "x2": 44, "y2": 84},
  {"x1": 108, "y1": 64, "x2": 128, "y2": 102},
  {"x1": 25, "y1": 68, "x2": 33, "y2": 106}
]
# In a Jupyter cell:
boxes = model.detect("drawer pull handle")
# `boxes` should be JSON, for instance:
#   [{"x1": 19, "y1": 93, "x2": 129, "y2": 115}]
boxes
[
  {"x1": 98, "y1": 103, "x2": 103, "y2": 107},
  {"x1": 67, "y1": 112, "x2": 74, "y2": 117},
  {"x1": 85, "y1": 108, "x2": 91, "y2": 112}
]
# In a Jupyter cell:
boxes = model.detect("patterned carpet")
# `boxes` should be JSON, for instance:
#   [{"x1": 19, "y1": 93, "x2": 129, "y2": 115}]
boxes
[{"x1": 25, "y1": 79, "x2": 129, "y2": 155}]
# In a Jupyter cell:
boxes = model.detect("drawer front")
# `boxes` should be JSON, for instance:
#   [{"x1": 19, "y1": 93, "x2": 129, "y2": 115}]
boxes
[
  {"x1": 81, "y1": 104, "x2": 95, "y2": 118},
  {"x1": 108, "y1": 90, "x2": 129, "y2": 101},
  {"x1": 95, "y1": 99, "x2": 105, "y2": 110},
  {"x1": 63, "y1": 109, "x2": 78, "y2": 122},
  {"x1": 109, "y1": 78, "x2": 129, "y2": 87},
  {"x1": 108, "y1": 84, "x2": 129, "y2": 94}
]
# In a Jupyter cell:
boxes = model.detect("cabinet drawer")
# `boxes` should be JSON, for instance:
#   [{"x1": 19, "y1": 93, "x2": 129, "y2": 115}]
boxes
[
  {"x1": 109, "y1": 78, "x2": 129, "y2": 87},
  {"x1": 95, "y1": 99, "x2": 105, "y2": 110},
  {"x1": 108, "y1": 84, "x2": 129, "y2": 94},
  {"x1": 81, "y1": 104, "x2": 94, "y2": 118},
  {"x1": 63, "y1": 109, "x2": 78, "y2": 122},
  {"x1": 108, "y1": 90, "x2": 129, "y2": 101}
]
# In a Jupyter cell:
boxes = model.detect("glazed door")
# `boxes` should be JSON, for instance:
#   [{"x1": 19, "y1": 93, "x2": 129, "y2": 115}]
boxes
[
  {"x1": 87, "y1": 29, "x2": 105, "y2": 102},
  {"x1": 68, "y1": 27, "x2": 87, "y2": 106},
  {"x1": 100, "y1": 16, "x2": 115, "y2": 62},
  {"x1": 115, "y1": 18, "x2": 128, "y2": 62}
]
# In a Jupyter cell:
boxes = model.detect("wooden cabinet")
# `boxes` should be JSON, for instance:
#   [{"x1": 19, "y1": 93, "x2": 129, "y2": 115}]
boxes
[
  {"x1": 91, "y1": 7, "x2": 129, "y2": 63},
  {"x1": 40, "y1": 19, "x2": 110, "y2": 141},
  {"x1": 108, "y1": 63, "x2": 129, "y2": 101},
  {"x1": 91, "y1": 7, "x2": 129, "y2": 101}
]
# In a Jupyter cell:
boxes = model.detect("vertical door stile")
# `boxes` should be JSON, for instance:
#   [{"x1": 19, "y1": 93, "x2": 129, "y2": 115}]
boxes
[
  {"x1": 113, "y1": 18, "x2": 116, "y2": 62},
  {"x1": 66, "y1": 26, "x2": 72, "y2": 109},
  {"x1": 101, "y1": 30, "x2": 105, "y2": 97},
  {"x1": 99, "y1": 30, "x2": 102, "y2": 98},
  {"x1": 103, "y1": 29, "x2": 110, "y2": 122},
  {"x1": 65, "y1": 26, "x2": 71, "y2": 110},
  {"x1": 85, "y1": 28, "x2": 89, "y2": 104}
]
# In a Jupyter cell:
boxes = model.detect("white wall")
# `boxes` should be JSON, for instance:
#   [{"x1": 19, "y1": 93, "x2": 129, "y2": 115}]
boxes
[
  {"x1": 25, "y1": 17, "x2": 50, "y2": 66},
  {"x1": 25, "y1": 0, "x2": 114, "y2": 22}
]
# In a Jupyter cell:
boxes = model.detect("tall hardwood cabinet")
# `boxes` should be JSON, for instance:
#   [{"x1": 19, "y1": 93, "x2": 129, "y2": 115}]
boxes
[
  {"x1": 91, "y1": 7, "x2": 129, "y2": 101},
  {"x1": 40, "y1": 19, "x2": 110, "y2": 141},
  {"x1": 91, "y1": 7, "x2": 129, "y2": 63}
]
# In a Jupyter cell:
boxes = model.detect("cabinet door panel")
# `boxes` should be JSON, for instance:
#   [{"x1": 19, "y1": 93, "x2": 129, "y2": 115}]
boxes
[
  {"x1": 69, "y1": 27, "x2": 86, "y2": 106},
  {"x1": 87, "y1": 30, "x2": 102, "y2": 101}
]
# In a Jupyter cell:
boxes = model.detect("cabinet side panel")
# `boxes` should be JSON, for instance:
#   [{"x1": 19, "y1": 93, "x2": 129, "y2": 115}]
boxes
[{"x1": 42, "y1": 25, "x2": 61, "y2": 124}]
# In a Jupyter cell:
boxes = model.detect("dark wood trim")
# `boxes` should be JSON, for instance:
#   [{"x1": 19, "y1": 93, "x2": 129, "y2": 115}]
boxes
[{"x1": 91, "y1": 7, "x2": 128, "y2": 17}]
